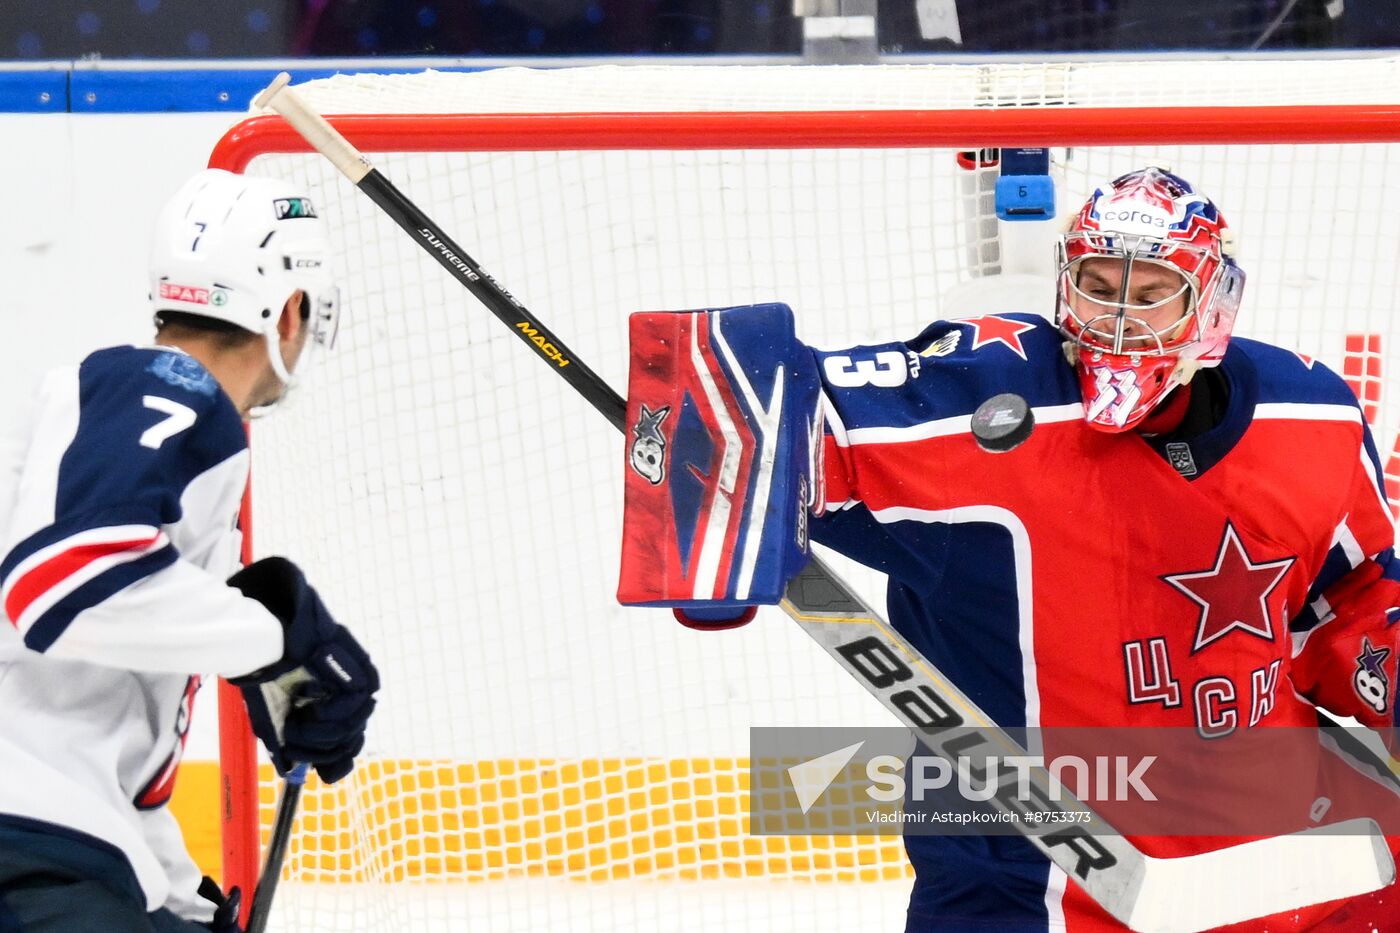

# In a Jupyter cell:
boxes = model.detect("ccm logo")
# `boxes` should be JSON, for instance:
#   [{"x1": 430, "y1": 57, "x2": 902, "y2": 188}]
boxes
[{"x1": 159, "y1": 283, "x2": 210, "y2": 304}]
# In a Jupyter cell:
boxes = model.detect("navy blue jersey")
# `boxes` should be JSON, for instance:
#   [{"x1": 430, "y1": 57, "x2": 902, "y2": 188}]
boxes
[{"x1": 0, "y1": 346, "x2": 282, "y2": 919}]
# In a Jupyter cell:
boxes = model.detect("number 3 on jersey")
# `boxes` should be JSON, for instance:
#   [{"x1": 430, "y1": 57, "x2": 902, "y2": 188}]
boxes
[
  {"x1": 140, "y1": 396, "x2": 197, "y2": 450},
  {"x1": 823, "y1": 350, "x2": 917, "y2": 388}
]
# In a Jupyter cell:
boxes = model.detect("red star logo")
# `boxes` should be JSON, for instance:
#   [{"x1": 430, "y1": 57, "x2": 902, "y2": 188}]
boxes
[
  {"x1": 1162, "y1": 522, "x2": 1295, "y2": 655},
  {"x1": 960, "y1": 315, "x2": 1037, "y2": 361}
]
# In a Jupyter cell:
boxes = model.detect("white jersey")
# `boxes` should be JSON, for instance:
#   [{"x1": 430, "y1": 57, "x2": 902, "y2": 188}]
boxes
[{"x1": 0, "y1": 345, "x2": 282, "y2": 918}]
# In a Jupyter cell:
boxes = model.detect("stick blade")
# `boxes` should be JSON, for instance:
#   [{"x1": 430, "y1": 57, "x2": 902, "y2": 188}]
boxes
[{"x1": 1127, "y1": 819, "x2": 1394, "y2": 933}]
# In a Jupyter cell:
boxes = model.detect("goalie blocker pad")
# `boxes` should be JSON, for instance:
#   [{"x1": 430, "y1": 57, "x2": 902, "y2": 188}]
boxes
[{"x1": 619, "y1": 303, "x2": 822, "y2": 612}]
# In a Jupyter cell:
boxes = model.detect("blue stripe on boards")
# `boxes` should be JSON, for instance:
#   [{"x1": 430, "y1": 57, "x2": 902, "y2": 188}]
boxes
[
  {"x1": 0, "y1": 69, "x2": 67, "y2": 112},
  {"x1": 0, "y1": 65, "x2": 495, "y2": 113}
]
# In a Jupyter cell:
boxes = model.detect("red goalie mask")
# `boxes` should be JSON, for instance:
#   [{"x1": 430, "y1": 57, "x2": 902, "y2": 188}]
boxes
[{"x1": 1055, "y1": 167, "x2": 1246, "y2": 432}]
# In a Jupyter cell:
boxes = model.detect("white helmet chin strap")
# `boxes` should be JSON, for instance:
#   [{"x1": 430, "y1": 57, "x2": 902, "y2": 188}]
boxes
[
  {"x1": 244, "y1": 332, "x2": 296, "y2": 420},
  {"x1": 247, "y1": 288, "x2": 337, "y2": 418},
  {"x1": 247, "y1": 301, "x2": 303, "y2": 419},
  {"x1": 265, "y1": 328, "x2": 296, "y2": 389}
]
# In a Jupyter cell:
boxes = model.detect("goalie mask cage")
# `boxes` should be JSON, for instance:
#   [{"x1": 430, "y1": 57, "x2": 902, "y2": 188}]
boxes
[{"x1": 210, "y1": 60, "x2": 1400, "y2": 932}]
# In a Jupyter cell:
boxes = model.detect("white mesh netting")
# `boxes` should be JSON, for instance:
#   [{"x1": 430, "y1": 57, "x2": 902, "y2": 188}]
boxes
[{"x1": 229, "y1": 60, "x2": 1400, "y2": 932}]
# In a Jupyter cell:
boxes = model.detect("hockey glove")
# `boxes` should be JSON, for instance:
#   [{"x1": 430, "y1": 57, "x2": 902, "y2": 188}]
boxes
[
  {"x1": 619, "y1": 303, "x2": 822, "y2": 630},
  {"x1": 198, "y1": 877, "x2": 243, "y2": 933},
  {"x1": 228, "y1": 557, "x2": 379, "y2": 784}
]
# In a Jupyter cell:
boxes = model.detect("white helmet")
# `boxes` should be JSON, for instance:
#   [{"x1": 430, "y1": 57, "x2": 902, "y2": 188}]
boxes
[{"x1": 148, "y1": 168, "x2": 339, "y2": 387}]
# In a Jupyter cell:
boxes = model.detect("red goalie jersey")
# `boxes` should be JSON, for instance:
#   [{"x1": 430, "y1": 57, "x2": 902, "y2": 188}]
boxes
[{"x1": 810, "y1": 314, "x2": 1400, "y2": 932}]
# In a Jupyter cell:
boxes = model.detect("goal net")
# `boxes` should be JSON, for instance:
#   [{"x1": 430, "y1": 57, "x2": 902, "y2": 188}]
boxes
[{"x1": 211, "y1": 58, "x2": 1400, "y2": 932}]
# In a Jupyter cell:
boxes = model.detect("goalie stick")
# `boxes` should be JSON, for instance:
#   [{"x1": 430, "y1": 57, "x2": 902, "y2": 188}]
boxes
[{"x1": 249, "y1": 71, "x2": 1395, "y2": 932}]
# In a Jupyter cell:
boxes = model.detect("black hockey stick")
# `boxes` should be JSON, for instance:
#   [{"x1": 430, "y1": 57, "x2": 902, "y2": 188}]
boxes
[
  {"x1": 246, "y1": 762, "x2": 308, "y2": 933},
  {"x1": 252, "y1": 72, "x2": 1394, "y2": 932}
]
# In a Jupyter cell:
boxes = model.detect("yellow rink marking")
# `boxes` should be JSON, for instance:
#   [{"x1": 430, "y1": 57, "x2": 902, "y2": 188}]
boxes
[{"x1": 173, "y1": 758, "x2": 913, "y2": 884}]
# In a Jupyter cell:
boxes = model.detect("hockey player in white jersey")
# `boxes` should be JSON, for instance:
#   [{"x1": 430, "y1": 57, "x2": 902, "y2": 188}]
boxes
[{"x1": 0, "y1": 169, "x2": 379, "y2": 931}]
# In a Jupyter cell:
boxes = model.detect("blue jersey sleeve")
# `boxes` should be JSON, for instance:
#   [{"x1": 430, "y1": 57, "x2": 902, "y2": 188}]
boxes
[{"x1": 1, "y1": 347, "x2": 246, "y2": 652}]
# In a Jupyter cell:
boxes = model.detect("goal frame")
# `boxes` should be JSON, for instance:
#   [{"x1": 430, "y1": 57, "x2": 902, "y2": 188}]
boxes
[{"x1": 207, "y1": 98, "x2": 1400, "y2": 911}]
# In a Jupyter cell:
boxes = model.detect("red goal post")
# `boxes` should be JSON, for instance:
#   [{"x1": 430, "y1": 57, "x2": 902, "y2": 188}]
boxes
[
  {"x1": 211, "y1": 105, "x2": 1400, "y2": 162},
  {"x1": 207, "y1": 61, "x2": 1400, "y2": 933}
]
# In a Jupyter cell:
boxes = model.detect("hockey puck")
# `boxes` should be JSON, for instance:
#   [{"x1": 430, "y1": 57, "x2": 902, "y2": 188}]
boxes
[{"x1": 971, "y1": 393, "x2": 1034, "y2": 453}]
